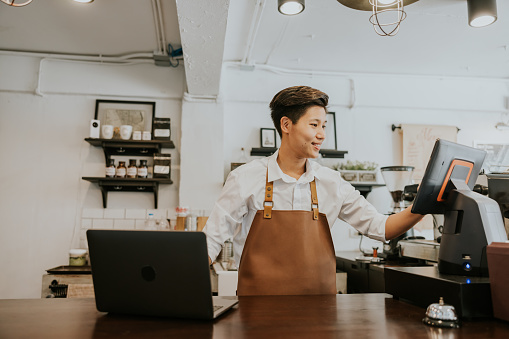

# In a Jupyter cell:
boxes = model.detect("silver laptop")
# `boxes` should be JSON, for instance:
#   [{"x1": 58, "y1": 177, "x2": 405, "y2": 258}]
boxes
[{"x1": 86, "y1": 230, "x2": 238, "y2": 320}]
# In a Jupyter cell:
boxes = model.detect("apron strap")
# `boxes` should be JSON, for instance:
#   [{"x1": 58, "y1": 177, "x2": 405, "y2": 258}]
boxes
[
  {"x1": 264, "y1": 167, "x2": 319, "y2": 220},
  {"x1": 264, "y1": 169, "x2": 274, "y2": 219},
  {"x1": 310, "y1": 179, "x2": 319, "y2": 220}
]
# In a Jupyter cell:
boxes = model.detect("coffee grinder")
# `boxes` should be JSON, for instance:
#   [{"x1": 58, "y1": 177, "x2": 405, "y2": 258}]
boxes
[{"x1": 380, "y1": 166, "x2": 415, "y2": 258}]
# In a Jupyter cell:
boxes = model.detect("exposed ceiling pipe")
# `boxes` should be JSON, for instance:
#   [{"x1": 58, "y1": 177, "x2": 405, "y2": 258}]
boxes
[
  {"x1": 151, "y1": 0, "x2": 163, "y2": 54},
  {"x1": 265, "y1": 18, "x2": 290, "y2": 65},
  {"x1": 156, "y1": 0, "x2": 168, "y2": 55},
  {"x1": 0, "y1": 49, "x2": 153, "y2": 63},
  {"x1": 224, "y1": 61, "x2": 509, "y2": 83},
  {"x1": 242, "y1": 0, "x2": 266, "y2": 65},
  {"x1": 151, "y1": 0, "x2": 168, "y2": 56}
]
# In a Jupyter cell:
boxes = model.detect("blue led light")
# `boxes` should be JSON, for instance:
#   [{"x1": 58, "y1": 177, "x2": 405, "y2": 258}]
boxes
[
  {"x1": 466, "y1": 279, "x2": 471, "y2": 284},
  {"x1": 465, "y1": 263, "x2": 471, "y2": 269}
]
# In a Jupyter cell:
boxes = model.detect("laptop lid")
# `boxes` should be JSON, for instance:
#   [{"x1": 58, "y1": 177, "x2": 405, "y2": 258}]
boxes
[{"x1": 86, "y1": 230, "x2": 236, "y2": 320}]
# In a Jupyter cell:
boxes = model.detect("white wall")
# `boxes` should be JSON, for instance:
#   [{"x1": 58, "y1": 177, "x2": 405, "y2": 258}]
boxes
[
  {"x1": 2, "y1": 55, "x2": 509, "y2": 299},
  {"x1": 220, "y1": 66, "x2": 509, "y2": 253},
  {"x1": 0, "y1": 55, "x2": 185, "y2": 299}
]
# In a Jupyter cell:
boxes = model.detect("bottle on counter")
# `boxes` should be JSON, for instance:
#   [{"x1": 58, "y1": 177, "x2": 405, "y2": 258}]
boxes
[
  {"x1": 105, "y1": 159, "x2": 116, "y2": 178},
  {"x1": 115, "y1": 161, "x2": 126, "y2": 178},
  {"x1": 127, "y1": 159, "x2": 137, "y2": 178},
  {"x1": 144, "y1": 213, "x2": 157, "y2": 230},
  {"x1": 137, "y1": 159, "x2": 148, "y2": 178},
  {"x1": 186, "y1": 212, "x2": 197, "y2": 231},
  {"x1": 158, "y1": 217, "x2": 171, "y2": 231},
  {"x1": 222, "y1": 239, "x2": 233, "y2": 263}
]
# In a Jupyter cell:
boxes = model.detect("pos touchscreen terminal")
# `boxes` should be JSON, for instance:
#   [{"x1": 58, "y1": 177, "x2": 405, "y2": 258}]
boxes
[{"x1": 411, "y1": 139, "x2": 507, "y2": 276}]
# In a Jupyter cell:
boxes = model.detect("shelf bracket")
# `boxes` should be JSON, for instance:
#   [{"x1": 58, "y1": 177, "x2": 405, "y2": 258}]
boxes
[
  {"x1": 99, "y1": 184, "x2": 108, "y2": 208},
  {"x1": 153, "y1": 182, "x2": 159, "y2": 209}
]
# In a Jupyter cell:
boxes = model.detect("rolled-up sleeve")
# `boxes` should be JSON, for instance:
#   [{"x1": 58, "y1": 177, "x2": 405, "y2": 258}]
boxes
[
  {"x1": 203, "y1": 171, "x2": 248, "y2": 261},
  {"x1": 337, "y1": 181, "x2": 388, "y2": 242}
]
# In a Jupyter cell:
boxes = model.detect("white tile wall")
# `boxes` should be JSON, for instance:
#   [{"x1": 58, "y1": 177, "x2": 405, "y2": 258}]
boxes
[
  {"x1": 147, "y1": 209, "x2": 167, "y2": 220},
  {"x1": 79, "y1": 229, "x2": 88, "y2": 249},
  {"x1": 125, "y1": 209, "x2": 147, "y2": 219},
  {"x1": 81, "y1": 218, "x2": 92, "y2": 229},
  {"x1": 92, "y1": 219, "x2": 114, "y2": 229},
  {"x1": 135, "y1": 219, "x2": 147, "y2": 229},
  {"x1": 114, "y1": 219, "x2": 135, "y2": 230},
  {"x1": 81, "y1": 208, "x2": 171, "y2": 232},
  {"x1": 104, "y1": 209, "x2": 125, "y2": 219}
]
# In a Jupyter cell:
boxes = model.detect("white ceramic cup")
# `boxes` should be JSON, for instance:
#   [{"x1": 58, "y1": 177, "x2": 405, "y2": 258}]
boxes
[
  {"x1": 142, "y1": 131, "x2": 151, "y2": 140},
  {"x1": 120, "y1": 125, "x2": 133, "y2": 140},
  {"x1": 102, "y1": 125, "x2": 114, "y2": 139},
  {"x1": 132, "y1": 131, "x2": 142, "y2": 140}
]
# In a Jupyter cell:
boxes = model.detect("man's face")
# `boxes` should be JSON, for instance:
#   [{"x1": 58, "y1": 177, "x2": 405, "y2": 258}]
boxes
[{"x1": 285, "y1": 106, "x2": 327, "y2": 159}]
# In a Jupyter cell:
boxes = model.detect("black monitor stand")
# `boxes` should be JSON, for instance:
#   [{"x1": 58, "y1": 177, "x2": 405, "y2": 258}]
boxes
[{"x1": 438, "y1": 179, "x2": 507, "y2": 276}]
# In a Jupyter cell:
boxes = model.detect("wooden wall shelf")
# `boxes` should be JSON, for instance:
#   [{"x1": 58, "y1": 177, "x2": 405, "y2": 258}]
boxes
[
  {"x1": 83, "y1": 138, "x2": 175, "y2": 208},
  {"x1": 250, "y1": 147, "x2": 348, "y2": 158},
  {"x1": 82, "y1": 177, "x2": 173, "y2": 208},
  {"x1": 85, "y1": 138, "x2": 175, "y2": 162}
]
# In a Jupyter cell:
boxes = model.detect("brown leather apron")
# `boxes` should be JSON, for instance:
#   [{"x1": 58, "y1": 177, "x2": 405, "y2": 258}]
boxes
[{"x1": 237, "y1": 171, "x2": 337, "y2": 296}]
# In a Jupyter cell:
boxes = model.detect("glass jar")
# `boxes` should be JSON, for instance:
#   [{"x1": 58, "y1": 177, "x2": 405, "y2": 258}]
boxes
[
  {"x1": 115, "y1": 161, "x2": 126, "y2": 178},
  {"x1": 127, "y1": 159, "x2": 137, "y2": 178},
  {"x1": 137, "y1": 159, "x2": 148, "y2": 178},
  {"x1": 69, "y1": 249, "x2": 87, "y2": 266},
  {"x1": 105, "y1": 159, "x2": 115, "y2": 178}
]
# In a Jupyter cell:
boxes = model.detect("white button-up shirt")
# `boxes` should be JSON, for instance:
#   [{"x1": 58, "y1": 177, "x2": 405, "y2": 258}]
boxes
[{"x1": 203, "y1": 150, "x2": 388, "y2": 268}]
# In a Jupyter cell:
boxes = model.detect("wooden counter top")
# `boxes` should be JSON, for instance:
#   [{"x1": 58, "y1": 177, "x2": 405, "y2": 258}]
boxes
[{"x1": 1, "y1": 294, "x2": 508, "y2": 338}]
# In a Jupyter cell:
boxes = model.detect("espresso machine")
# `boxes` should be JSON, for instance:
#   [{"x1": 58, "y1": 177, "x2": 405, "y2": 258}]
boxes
[{"x1": 379, "y1": 166, "x2": 415, "y2": 258}]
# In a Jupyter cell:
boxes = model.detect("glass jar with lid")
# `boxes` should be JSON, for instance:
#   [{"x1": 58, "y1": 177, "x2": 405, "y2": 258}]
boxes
[
  {"x1": 115, "y1": 161, "x2": 126, "y2": 178},
  {"x1": 105, "y1": 159, "x2": 115, "y2": 178},
  {"x1": 137, "y1": 159, "x2": 148, "y2": 178},
  {"x1": 127, "y1": 159, "x2": 137, "y2": 178}
]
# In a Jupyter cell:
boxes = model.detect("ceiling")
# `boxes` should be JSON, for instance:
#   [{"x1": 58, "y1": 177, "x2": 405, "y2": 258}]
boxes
[{"x1": 0, "y1": 0, "x2": 508, "y2": 97}]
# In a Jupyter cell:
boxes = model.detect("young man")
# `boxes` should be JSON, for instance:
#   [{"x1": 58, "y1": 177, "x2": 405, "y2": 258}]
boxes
[{"x1": 203, "y1": 86, "x2": 424, "y2": 296}]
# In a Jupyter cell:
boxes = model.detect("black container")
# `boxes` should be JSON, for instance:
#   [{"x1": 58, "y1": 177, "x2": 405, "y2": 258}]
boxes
[
  {"x1": 152, "y1": 118, "x2": 171, "y2": 140},
  {"x1": 153, "y1": 153, "x2": 171, "y2": 179}
]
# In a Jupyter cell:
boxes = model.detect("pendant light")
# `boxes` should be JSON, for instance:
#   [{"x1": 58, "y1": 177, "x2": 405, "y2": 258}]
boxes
[
  {"x1": 337, "y1": 1, "x2": 419, "y2": 37},
  {"x1": 0, "y1": 0, "x2": 32, "y2": 6},
  {"x1": 278, "y1": 0, "x2": 305, "y2": 16},
  {"x1": 369, "y1": 0, "x2": 406, "y2": 36},
  {"x1": 468, "y1": 0, "x2": 497, "y2": 28}
]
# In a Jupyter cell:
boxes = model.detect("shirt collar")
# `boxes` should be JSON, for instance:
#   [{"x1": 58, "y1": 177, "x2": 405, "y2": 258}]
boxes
[{"x1": 267, "y1": 150, "x2": 319, "y2": 183}]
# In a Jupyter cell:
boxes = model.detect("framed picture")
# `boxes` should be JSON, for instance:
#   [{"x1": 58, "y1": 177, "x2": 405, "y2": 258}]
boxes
[
  {"x1": 260, "y1": 128, "x2": 277, "y2": 148},
  {"x1": 322, "y1": 112, "x2": 337, "y2": 150},
  {"x1": 94, "y1": 100, "x2": 155, "y2": 135}
]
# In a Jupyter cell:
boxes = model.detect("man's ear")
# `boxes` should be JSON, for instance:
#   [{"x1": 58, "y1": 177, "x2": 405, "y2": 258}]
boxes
[{"x1": 280, "y1": 116, "x2": 292, "y2": 134}]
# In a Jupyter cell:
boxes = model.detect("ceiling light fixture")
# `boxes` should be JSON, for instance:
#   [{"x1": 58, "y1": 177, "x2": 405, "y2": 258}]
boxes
[
  {"x1": 73, "y1": 0, "x2": 94, "y2": 3},
  {"x1": 337, "y1": 1, "x2": 419, "y2": 37},
  {"x1": 468, "y1": 0, "x2": 497, "y2": 28},
  {"x1": 278, "y1": 0, "x2": 305, "y2": 16},
  {"x1": 0, "y1": 0, "x2": 32, "y2": 6},
  {"x1": 369, "y1": 0, "x2": 406, "y2": 36}
]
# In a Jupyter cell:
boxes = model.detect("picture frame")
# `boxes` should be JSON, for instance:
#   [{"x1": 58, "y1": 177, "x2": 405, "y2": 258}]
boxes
[
  {"x1": 322, "y1": 112, "x2": 337, "y2": 150},
  {"x1": 260, "y1": 128, "x2": 277, "y2": 148},
  {"x1": 94, "y1": 100, "x2": 155, "y2": 137}
]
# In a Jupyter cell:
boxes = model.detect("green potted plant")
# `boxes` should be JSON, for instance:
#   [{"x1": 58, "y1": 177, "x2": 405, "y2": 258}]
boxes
[{"x1": 332, "y1": 160, "x2": 378, "y2": 183}]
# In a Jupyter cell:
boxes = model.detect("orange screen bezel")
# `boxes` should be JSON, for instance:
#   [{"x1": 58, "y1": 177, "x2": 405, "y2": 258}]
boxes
[{"x1": 436, "y1": 159, "x2": 473, "y2": 202}]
